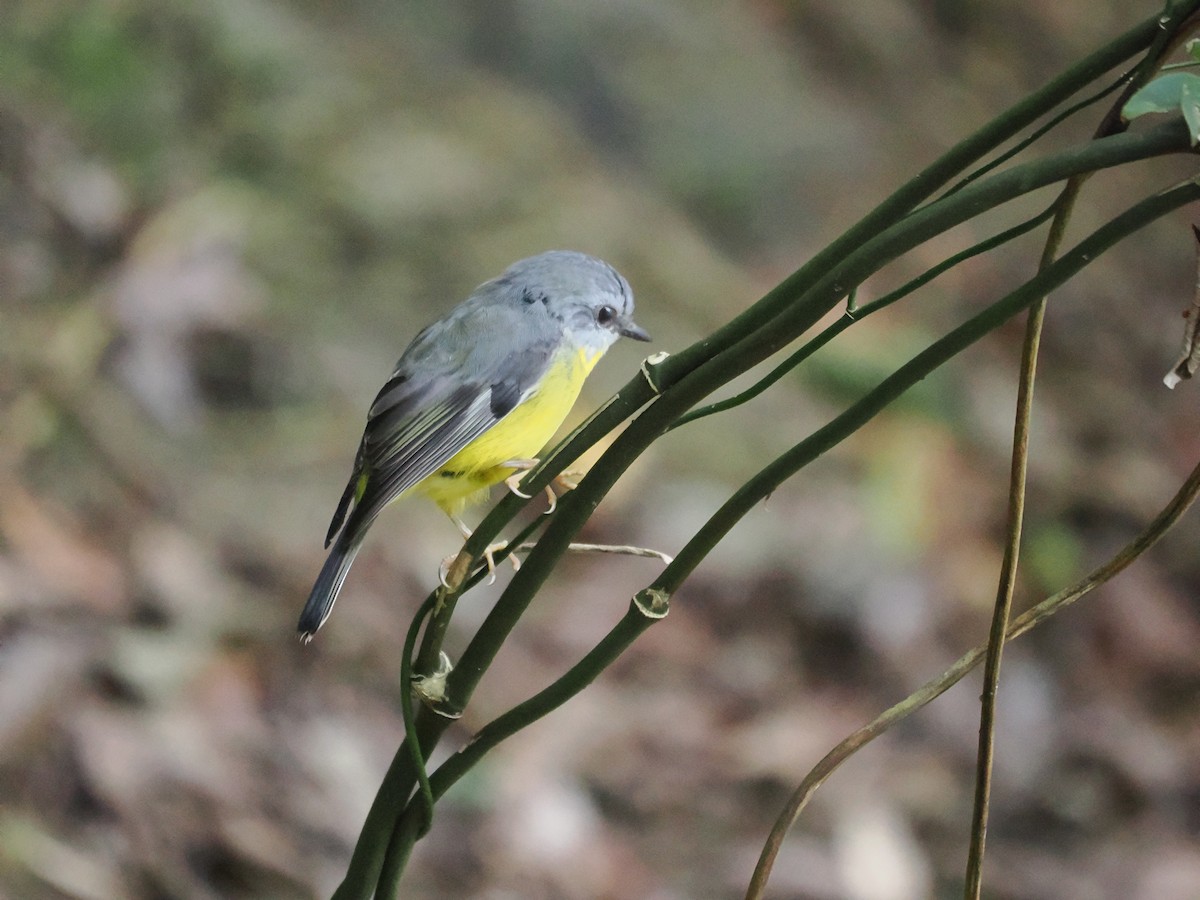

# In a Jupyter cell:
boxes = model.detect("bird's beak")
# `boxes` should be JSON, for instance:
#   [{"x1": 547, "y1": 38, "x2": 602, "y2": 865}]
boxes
[{"x1": 618, "y1": 316, "x2": 652, "y2": 342}]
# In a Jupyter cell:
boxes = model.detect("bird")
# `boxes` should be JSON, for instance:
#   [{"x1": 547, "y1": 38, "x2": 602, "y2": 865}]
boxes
[{"x1": 298, "y1": 250, "x2": 650, "y2": 640}]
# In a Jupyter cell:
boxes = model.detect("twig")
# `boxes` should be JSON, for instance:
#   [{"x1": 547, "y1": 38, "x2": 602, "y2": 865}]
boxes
[
  {"x1": 670, "y1": 204, "x2": 1057, "y2": 432},
  {"x1": 514, "y1": 541, "x2": 674, "y2": 564},
  {"x1": 962, "y1": 282, "x2": 1045, "y2": 899},
  {"x1": 746, "y1": 454, "x2": 1200, "y2": 900},
  {"x1": 1163, "y1": 224, "x2": 1200, "y2": 386}
]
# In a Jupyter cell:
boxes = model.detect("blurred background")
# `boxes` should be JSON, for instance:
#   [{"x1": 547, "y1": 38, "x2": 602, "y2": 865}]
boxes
[{"x1": 3, "y1": 1, "x2": 1200, "y2": 898}]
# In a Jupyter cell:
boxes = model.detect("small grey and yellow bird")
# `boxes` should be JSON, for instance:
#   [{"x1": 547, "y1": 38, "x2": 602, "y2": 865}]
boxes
[{"x1": 298, "y1": 251, "x2": 650, "y2": 640}]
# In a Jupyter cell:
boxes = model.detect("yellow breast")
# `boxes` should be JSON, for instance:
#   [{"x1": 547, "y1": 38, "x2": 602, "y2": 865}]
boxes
[{"x1": 418, "y1": 346, "x2": 602, "y2": 515}]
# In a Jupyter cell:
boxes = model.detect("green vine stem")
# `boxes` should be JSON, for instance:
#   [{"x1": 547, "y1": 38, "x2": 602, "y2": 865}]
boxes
[{"x1": 670, "y1": 203, "x2": 1058, "y2": 432}]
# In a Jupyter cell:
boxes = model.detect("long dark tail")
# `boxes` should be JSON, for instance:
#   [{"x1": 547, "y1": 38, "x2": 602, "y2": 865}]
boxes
[{"x1": 298, "y1": 533, "x2": 363, "y2": 641}]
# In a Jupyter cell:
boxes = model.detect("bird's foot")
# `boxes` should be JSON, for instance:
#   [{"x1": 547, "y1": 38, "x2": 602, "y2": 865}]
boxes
[
  {"x1": 503, "y1": 459, "x2": 583, "y2": 514},
  {"x1": 439, "y1": 539, "x2": 519, "y2": 590},
  {"x1": 502, "y1": 458, "x2": 540, "y2": 498}
]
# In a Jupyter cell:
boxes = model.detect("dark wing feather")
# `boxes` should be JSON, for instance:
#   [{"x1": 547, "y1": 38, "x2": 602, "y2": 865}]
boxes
[{"x1": 326, "y1": 299, "x2": 561, "y2": 545}]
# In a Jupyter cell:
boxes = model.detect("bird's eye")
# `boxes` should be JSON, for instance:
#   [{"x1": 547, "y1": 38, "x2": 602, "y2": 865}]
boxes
[{"x1": 596, "y1": 305, "x2": 616, "y2": 325}]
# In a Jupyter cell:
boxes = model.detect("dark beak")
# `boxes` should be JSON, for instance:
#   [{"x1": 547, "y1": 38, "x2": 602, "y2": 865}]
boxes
[{"x1": 618, "y1": 316, "x2": 652, "y2": 342}]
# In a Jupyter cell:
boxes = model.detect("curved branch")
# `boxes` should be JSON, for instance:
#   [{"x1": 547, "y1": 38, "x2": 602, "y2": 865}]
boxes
[
  {"x1": 745, "y1": 453, "x2": 1200, "y2": 900},
  {"x1": 670, "y1": 202, "x2": 1059, "y2": 432}
]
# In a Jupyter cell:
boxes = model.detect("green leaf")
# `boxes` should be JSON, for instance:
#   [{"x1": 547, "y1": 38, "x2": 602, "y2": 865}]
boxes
[
  {"x1": 1188, "y1": 37, "x2": 1200, "y2": 63},
  {"x1": 1123, "y1": 72, "x2": 1200, "y2": 119},
  {"x1": 1183, "y1": 77, "x2": 1200, "y2": 145}
]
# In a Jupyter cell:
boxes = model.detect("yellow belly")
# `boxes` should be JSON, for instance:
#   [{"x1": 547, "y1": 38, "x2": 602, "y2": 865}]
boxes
[{"x1": 417, "y1": 346, "x2": 601, "y2": 516}]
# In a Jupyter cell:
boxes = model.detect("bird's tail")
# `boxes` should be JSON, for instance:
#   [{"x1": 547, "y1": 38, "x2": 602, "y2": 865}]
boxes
[{"x1": 298, "y1": 533, "x2": 363, "y2": 641}]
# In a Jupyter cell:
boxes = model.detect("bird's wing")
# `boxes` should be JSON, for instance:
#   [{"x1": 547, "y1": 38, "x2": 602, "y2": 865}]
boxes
[{"x1": 326, "y1": 300, "x2": 559, "y2": 544}]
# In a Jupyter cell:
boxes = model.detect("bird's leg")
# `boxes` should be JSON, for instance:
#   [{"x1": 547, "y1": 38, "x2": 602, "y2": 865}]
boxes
[{"x1": 450, "y1": 514, "x2": 473, "y2": 540}]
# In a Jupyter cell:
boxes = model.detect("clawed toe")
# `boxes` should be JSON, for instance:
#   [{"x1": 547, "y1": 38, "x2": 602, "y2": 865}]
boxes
[
  {"x1": 439, "y1": 552, "x2": 464, "y2": 589},
  {"x1": 541, "y1": 470, "x2": 582, "y2": 515},
  {"x1": 504, "y1": 472, "x2": 533, "y2": 499},
  {"x1": 502, "y1": 458, "x2": 539, "y2": 499},
  {"x1": 554, "y1": 470, "x2": 582, "y2": 492},
  {"x1": 442, "y1": 540, "x2": 519, "y2": 589},
  {"x1": 482, "y1": 542, "x2": 500, "y2": 584}
]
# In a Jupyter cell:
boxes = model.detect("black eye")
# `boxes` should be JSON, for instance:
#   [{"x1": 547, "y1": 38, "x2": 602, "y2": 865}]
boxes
[{"x1": 596, "y1": 305, "x2": 616, "y2": 325}]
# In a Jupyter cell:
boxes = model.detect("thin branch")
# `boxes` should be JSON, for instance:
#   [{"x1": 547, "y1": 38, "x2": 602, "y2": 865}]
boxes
[
  {"x1": 413, "y1": 513, "x2": 546, "y2": 674},
  {"x1": 330, "y1": 702, "x2": 447, "y2": 900},
  {"x1": 652, "y1": 178, "x2": 1200, "y2": 601},
  {"x1": 670, "y1": 203, "x2": 1058, "y2": 432},
  {"x1": 398, "y1": 598, "x2": 437, "y2": 837},
  {"x1": 962, "y1": 289, "x2": 1047, "y2": 900},
  {"x1": 935, "y1": 76, "x2": 1127, "y2": 202},
  {"x1": 418, "y1": 597, "x2": 665, "y2": 806},
  {"x1": 526, "y1": 542, "x2": 674, "y2": 563},
  {"x1": 1163, "y1": 224, "x2": 1200, "y2": 386},
  {"x1": 963, "y1": 174, "x2": 1086, "y2": 898},
  {"x1": 746, "y1": 453, "x2": 1200, "y2": 900}
]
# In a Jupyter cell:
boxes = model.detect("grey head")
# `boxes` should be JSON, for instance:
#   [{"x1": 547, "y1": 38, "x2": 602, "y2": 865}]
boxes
[{"x1": 489, "y1": 250, "x2": 650, "y2": 353}]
